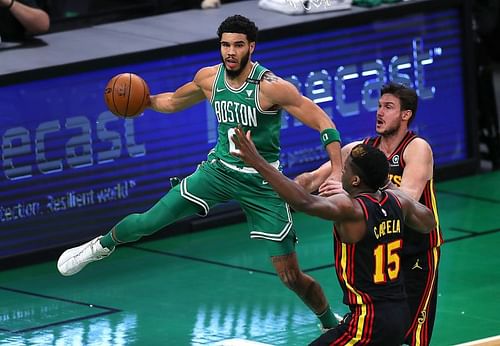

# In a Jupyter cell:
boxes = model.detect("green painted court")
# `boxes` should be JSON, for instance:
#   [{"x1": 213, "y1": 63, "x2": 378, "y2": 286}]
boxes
[{"x1": 1, "y1": 171, "x2": 499, "y2": 345}]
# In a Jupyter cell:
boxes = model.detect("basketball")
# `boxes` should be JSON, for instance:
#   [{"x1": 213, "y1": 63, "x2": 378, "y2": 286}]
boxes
[{"x1": 104, "y1": 73, "x2": 150, "y2": 118}]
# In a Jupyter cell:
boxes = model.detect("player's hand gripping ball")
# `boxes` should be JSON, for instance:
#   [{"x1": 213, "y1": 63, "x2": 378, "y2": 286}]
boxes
[{"x1": 104, "y1": 73, "x2": 150, "y2": 118}]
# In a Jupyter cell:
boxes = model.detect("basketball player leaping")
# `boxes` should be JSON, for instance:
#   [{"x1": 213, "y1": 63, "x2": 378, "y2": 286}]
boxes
[{"x1": 57, "y1": 15, "x2": 342, "y2": 331}]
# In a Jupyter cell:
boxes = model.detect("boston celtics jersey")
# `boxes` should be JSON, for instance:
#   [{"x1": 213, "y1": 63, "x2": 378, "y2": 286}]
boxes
[{"x1": 209, "y1": 62, "x2": 282, "y2": 167}]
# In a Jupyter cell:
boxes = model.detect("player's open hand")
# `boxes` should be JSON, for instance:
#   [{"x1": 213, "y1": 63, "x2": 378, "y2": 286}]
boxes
[
  {"x1": 230, "y1": 126, "x2": 264, "y2": 167},
  {"x1": 318, "y1": 178, "x2": 347, "y2": 197}
]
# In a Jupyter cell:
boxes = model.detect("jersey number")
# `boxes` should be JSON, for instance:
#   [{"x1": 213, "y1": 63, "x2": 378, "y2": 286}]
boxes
[
  {"x1": 228, "y1": 128, "x2": 240, "y2": 154},
  {"x1": 373, "y1": 239, "x2": 402, "y2": 284}
]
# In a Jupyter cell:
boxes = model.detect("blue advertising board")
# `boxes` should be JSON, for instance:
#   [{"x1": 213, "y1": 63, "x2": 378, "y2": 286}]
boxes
[{"x1": 0, "y1": 8, "x2": 468, "y2": 258}]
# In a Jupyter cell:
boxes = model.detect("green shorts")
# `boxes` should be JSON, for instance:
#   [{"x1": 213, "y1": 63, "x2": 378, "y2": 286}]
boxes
[{"x1": 171, "y1": 157, "x2": 297, "y2": 256}]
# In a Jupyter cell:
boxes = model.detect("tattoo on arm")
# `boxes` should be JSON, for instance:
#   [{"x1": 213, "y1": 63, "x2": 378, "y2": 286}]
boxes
[{"x1": 262, "y1": 71, "x2": 279, "y2": 83}]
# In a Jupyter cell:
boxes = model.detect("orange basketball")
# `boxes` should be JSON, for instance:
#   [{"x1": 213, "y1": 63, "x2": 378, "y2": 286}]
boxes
[{"x1": 104, "y1": 73, "x2": 150, "y2": 118}]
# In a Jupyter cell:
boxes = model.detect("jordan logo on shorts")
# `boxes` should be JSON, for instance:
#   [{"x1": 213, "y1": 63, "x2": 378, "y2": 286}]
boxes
[{"x1": 412, "y1": 259, "x2": 423, "y2": 270}]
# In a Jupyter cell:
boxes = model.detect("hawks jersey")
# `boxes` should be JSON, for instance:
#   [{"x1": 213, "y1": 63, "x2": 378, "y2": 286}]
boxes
[
  {"x1": 209, "y1": 62, "x2": 282, "y2": 167},
  {"x1": 334, "y1": 191, "x2": 406, "y2": 305},
  {"x1": 364, "y1": 131, "x2": 443, "y2": 254}
]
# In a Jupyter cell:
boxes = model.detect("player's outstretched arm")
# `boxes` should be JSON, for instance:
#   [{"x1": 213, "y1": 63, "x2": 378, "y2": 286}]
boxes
[
  {"x1": 149, "y1": 67, "x2": 213, "y2": 113},
  {"x1": 317, "y1": 141, "x2": 363, "y2": 196},
  {"x1": 259, "y1": 73, "x2": 342, "y2": 182},
  {"x1": 295, "y1": 141, "x2": 361, "y2": 196},
  {"x1": 294, "y1": 161, "x2": 331, "y2": 193},
  {"x1": 231, "y1": 126, "x2": 360, "y2": 222}
]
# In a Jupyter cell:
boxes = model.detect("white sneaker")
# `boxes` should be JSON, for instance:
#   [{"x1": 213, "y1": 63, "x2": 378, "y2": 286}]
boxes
[{"x1": 57, "y1": 236, "x2": 114, "y2": 276}]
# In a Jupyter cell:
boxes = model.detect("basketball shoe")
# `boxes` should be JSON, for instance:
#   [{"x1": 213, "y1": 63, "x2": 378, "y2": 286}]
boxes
[{"x1": 57, "y1": 236, "x2": 113, "y2": 276}]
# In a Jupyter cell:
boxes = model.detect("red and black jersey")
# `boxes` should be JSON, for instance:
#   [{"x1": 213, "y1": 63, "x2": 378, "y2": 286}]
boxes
[
  {"x1": 363, "y1": 131, "x2": 443, "y2": 255},
  {"x1": 334, "y1": 191, "x2": 406, "y2": 306}
]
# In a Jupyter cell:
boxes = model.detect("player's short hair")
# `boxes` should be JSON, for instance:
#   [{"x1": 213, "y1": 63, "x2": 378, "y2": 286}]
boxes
[
  {"x1": 381, "y1": 82, "x2": 418, "y2": 125},
  {"x1": 350, "y1": 144, "x2": 389, "y2": 191},
  {"x1": 217, "y1": 15, "x2": 258, "y2": 42}
]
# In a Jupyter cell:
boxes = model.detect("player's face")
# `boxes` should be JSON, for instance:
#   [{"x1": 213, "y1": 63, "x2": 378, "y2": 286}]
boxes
[
  {"x1": 375, "y1": 93, "x2": 405, "y2": 136},
  {"x1": 220, "y1": 33, "x2": 255, "y2": 77}
]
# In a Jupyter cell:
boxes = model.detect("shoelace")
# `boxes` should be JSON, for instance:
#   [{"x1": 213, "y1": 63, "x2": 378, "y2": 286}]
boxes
[{"x1": 75, "y1": 239, "x2": 107, "y2": 261}]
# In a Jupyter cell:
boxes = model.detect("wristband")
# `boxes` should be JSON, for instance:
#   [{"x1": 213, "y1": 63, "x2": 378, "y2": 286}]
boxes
[{"x1": 320, "y1": 128, "x2": 341, "y2": 147}]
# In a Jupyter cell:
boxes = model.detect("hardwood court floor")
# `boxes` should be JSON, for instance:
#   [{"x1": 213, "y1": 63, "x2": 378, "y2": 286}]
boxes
[{"x1": 1, "y1": 171, "x2": 499, "y2": 346}]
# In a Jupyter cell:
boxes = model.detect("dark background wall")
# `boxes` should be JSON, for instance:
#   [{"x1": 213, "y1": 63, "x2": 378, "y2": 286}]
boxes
[{"x1": 41, "y1": 0, "x2": 245, "y2": 32}]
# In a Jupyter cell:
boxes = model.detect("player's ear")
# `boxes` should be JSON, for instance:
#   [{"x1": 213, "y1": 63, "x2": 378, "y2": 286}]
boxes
[
  {"x1": 402, "y1": 110, "x2": 412, "y2": 121},
  {"x1": 352, "y1": 175, "x2": 361, "y2": 187},
  {"x1": 249, "y1": 42, "x2": 255, "y2": 54}
]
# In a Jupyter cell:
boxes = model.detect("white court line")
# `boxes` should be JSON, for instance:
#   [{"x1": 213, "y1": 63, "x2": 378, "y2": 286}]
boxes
[{"x1": 454, "y1": 335, "x2": 500, "y2": 346}]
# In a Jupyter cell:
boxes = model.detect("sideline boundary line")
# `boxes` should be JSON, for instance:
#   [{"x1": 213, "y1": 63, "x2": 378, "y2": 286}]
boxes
[{"x1": 454, "y1": 335, "x2": 500, "y2": 346}]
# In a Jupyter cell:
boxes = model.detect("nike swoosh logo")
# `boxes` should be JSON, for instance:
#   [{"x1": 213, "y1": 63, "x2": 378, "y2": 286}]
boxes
[
  {"x1": 216, "y1": 88, "x2": 226, "y2": 92},
  {"x1": 262, "y1": 180, "x2": 268, "y2": 185}
]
